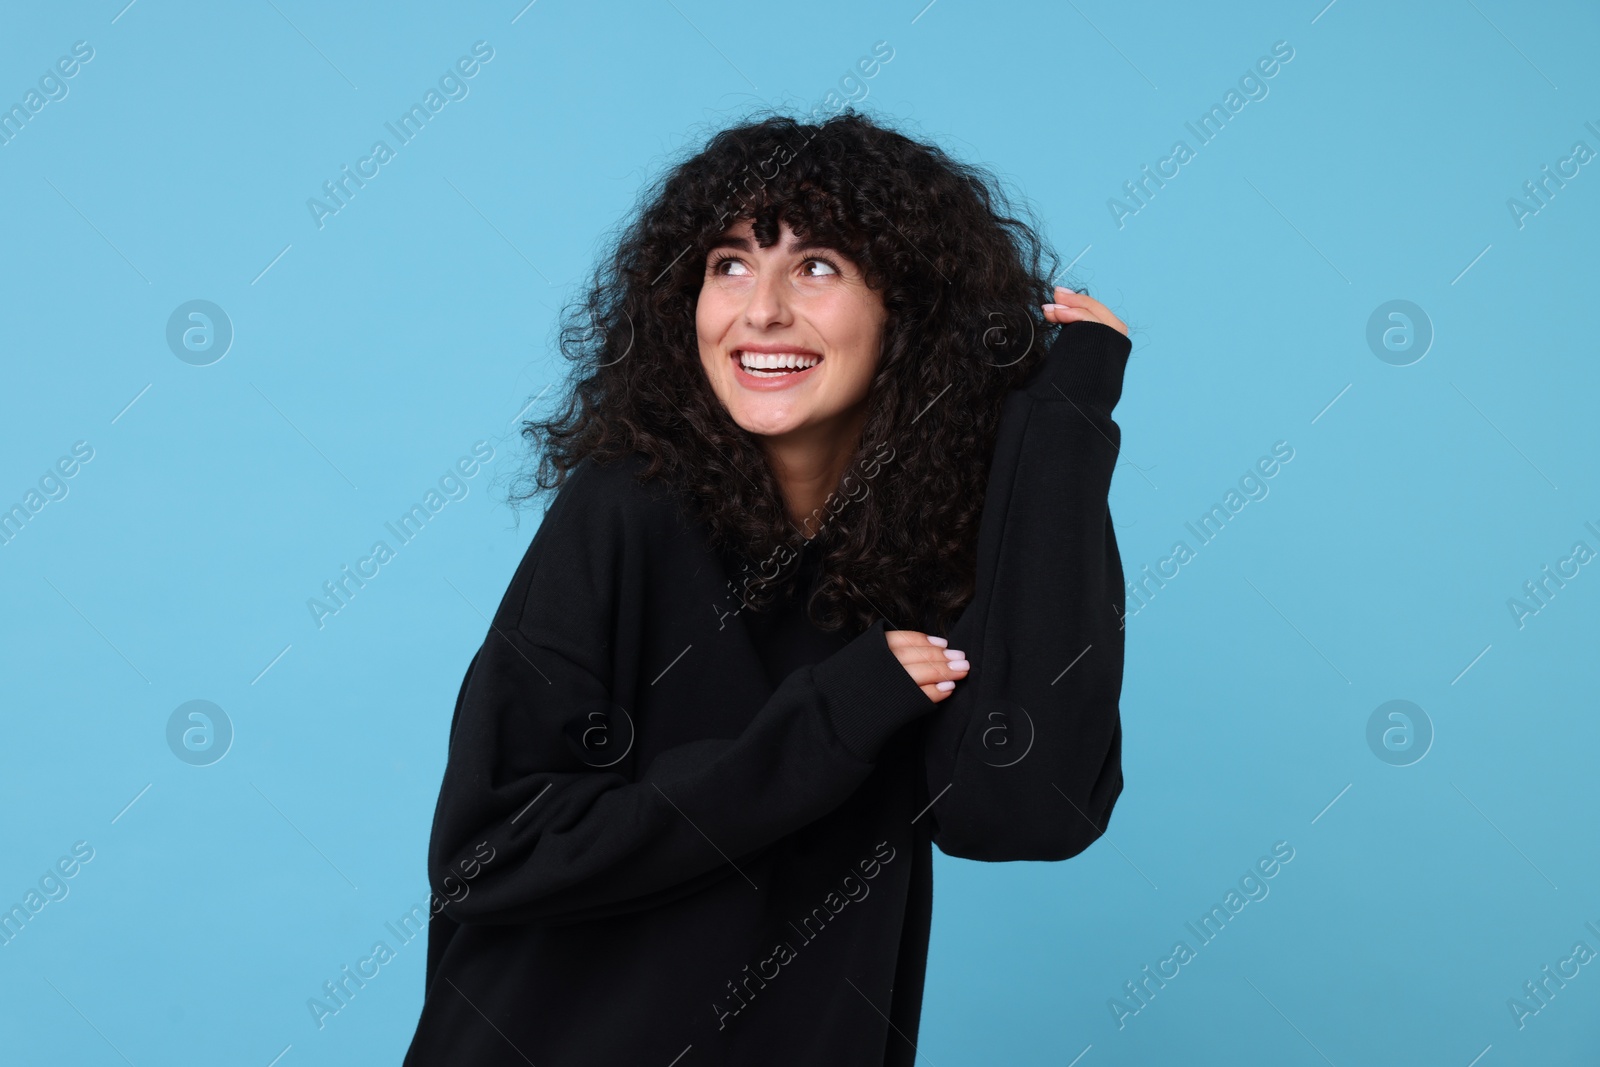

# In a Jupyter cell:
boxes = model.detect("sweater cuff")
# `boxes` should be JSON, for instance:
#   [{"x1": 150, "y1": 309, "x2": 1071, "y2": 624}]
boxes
[
  {"x1": 1027, "y1": 319, "x2": 1132, "y2": 412},
  {"x1": 812, "y1": 618, "x2": 933, "y2": 762}
]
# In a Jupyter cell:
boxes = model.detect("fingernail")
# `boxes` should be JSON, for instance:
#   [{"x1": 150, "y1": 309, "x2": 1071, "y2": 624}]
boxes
[
  {"x1": 943, "y1": 649, "x2": 964, "y2": 660},
  {"x1": 925, "y1": 635, "x2": 948, "y2": 647},
  {"x1": 1043, "y1": 303, "x2": 1065, "y2": 311},
  {"x1": 936, "y1": 680, "x2": 955, "y2": 691},
  {"x1": 948, "y1": 659, "x2": 970, "y2": 672}
]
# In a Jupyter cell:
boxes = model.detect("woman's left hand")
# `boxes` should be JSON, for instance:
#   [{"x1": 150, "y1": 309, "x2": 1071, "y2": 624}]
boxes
[{"x1": 1042, "y1": 286, "x2": 1128, "y2": 337}]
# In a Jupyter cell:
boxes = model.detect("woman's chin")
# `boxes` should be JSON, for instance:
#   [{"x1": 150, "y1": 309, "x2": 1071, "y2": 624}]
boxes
[{"x1": 733, "y1": 413, "x2": 806, "y2": 440}]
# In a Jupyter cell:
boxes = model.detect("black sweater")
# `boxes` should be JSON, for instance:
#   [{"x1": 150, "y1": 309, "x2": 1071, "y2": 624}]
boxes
[{"x1": 402, "y1": 319, "x2": 1132, "y2": 1065}]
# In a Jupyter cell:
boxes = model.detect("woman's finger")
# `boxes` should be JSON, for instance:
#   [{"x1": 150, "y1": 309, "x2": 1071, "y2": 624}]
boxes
[
  {"x1": 884, "y1": 629, "x2": 970, "y2": 698},
  {"x1": 1052, "y1": 286, "x2": 1109, "y2": 314},
  {"x1": 1047, "y1": 286, "x2": 1128, "y2": 336},
  {"x1": 884, "y1": 629, "x2": 945, "y2": 652},
  {"x1": 885, "y1": 630, "x2": 968, "y2": 666},
  {"x1": 896, "y1": 656, "x2": 968, "y2": 685}
]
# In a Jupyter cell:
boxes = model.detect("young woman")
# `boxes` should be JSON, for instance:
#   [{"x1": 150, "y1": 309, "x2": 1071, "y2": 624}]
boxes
[{"x1": 403, "y1": 109, "x2": 1132, "y2": 1065}]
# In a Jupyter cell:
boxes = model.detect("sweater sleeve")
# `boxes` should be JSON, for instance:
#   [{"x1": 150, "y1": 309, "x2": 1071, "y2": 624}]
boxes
[
  {"x1": 424, "y1": 460, "x2": 933, "y2": 927},
  {"x1": 920, "y1": 318, "x2": 1131, "y2": 862}
]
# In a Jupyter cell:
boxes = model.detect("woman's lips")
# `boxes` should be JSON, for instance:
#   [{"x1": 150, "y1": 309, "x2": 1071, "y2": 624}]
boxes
[{"x1": 729, "y1": 351, "x2": 822, "y2": 390}]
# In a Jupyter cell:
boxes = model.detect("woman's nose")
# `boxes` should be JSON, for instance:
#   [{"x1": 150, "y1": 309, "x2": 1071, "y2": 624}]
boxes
[{"x1": 742, "y1": 271, "x2": 792, "y2": 328}]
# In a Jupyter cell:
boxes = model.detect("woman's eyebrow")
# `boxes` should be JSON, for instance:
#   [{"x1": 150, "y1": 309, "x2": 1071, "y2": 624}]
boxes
[{"x1": 706, "y1": 234, "x2": 840, "y2": 255}]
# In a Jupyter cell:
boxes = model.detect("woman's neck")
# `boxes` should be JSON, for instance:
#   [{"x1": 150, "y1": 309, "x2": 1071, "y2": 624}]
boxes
[{"x1": 760, "y1": 406, "x2": 867, "y2": 536}]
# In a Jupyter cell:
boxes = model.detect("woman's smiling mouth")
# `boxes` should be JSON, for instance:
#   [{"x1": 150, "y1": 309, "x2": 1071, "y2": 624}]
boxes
[{"x1": 729, "y1": 346, "x2": 824, "y2": 387}]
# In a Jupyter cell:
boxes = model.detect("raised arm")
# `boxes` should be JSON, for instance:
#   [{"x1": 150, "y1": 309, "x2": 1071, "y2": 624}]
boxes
[
  {"x1": 920, "y1": 314, "x2": 1131, "y2": 862},
  {"x1": 425, "y1": 457, "x2": 934, "y2": 926}
]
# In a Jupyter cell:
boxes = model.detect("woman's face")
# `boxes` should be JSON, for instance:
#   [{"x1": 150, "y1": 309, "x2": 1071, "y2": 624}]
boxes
[{"x1": 695, "y1": 217, "x2": 888, "y2": 444}]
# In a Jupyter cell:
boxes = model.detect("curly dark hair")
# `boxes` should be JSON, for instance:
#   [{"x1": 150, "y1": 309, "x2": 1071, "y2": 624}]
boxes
[{"x1": 508, "y1": 105, "x2": 1083, "y2": 637}]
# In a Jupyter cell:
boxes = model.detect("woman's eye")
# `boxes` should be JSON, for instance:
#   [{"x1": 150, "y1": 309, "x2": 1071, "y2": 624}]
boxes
[{"x1": 708, "y1": 254, "x2": 841, "y2": 279}]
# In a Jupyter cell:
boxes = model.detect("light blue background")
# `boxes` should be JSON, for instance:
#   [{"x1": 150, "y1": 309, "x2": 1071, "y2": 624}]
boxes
[{"x1": 3, "y1": 1, "x2": 1597, "y2": 1064}]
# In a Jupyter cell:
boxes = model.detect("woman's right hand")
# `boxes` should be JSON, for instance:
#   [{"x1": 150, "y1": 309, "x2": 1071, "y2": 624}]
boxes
[{"x1": 885, "y1": 630, "x2": 970, "y2": 703}]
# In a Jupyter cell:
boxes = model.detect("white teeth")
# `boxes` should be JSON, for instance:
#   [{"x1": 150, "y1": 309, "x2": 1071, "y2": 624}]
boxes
[{"x1": 737, "y1": 351, "x2": 820, "y2": 370}]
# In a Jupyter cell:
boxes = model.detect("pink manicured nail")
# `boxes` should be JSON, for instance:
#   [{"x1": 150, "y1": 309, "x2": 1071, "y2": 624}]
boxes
[
  {"x1": 925, "y1": 635, "x2": 948, "y2": 647},
  {"x1": 943, "y1": 649, "x2": 964, "y2": 660},
  {"x1": 935, "y1": 680, "x2": 955, "y2": 691},
  {"x1": 948, "y1": 659, "x2": 970, "y2": 672}
]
